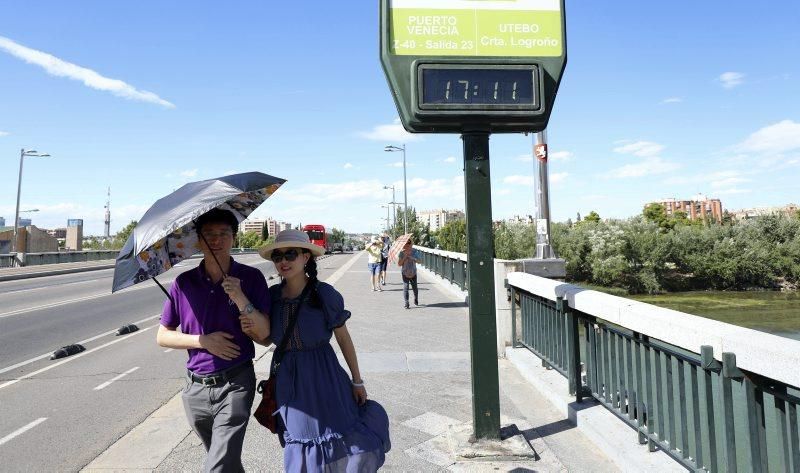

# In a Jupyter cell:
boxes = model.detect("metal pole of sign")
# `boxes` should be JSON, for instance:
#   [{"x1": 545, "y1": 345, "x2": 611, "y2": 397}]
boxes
[
  {"x1": 533, "y1": 130, "x2": 554, "y2": 259},
  {"x1": 461, "y1": 132, "x2": 500, "y2": 440}
]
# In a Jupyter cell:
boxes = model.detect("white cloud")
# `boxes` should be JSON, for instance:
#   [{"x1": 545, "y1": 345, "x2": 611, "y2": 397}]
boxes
[
  {"x1": 663, "y1": 170, "x2": 744, "y2": 186},
  {"x1": 443, "y1": 156, "x2": 456, "y2": 163},
  {"x1": 613, "y1": 140, "x2": 665, "y2": 157},
  {"x1": 716, "y1": 188, "x2": 751, "y2": 195},
  {"x1": 551, "y1": 172, "x2": 569, "y2": 184},
  {"x1": 343, "y1": 163, "x2": 353, "y2": 169},
  {"x1": 407, "y1": 176, "x2": 463, "y2": 200},
  {"x1": 661, "y1": 97, "x2": 683, "y2": 104},
  {"x1": 504, "y1": 175, "x2": 534, "y2": 186},
  {"x1": 550, "y1": 151, "x2": 573, "y2": 161},
  {"x1": 738, "y1": 120, "x2": 800, "y2": 154},
  {"x1": 386, "y1": 161, "x2": 405, "y2": 168},
  {"x1": 605, "y1": 157, "x2": 680, "y2": 178},
  {"x1": 180, "y1": 169, "x2": 198, "y2": 178},
  {"x1": 719, "y1": 72, "x2": 745, "y2": 89},
  {"x1": 357, "y1": 118, "x2": 421, "y2": 142},
  {"x1": 516, "y1": 154, "x2": 533, "y2": 162},
  {"x1": 0, "y1": 35, "x2": 175, "y2": 108},
  {"x1": 279, "y1": 180, "x2": 386, "y2": 204},
  {"x1": 0, "y1": 131, "x2": 9, "y2": 137},
  {"x1": 711, "y1": 177, "x2": 750, "y2": 188}
]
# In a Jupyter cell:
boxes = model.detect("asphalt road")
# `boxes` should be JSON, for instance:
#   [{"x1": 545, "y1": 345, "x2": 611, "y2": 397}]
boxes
[{"x1": 0, "y1": 253, "x2": 347, "y2": 471}]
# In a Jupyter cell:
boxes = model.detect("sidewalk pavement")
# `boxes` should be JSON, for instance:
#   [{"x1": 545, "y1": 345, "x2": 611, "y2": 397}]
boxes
[{"x1": 83, "y1": 252, "x2": 619, "y2": 472}]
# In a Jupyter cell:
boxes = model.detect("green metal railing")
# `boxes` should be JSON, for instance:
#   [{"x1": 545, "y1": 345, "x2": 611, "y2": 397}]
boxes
[
  {"x1": 417, "y1": 247, "x2": 467, "y2": 290},
  {"x1": 417, "y1": 245, "x2": 800, "y2": 471},
  {"x1": 510, "y1": 284, "x2": 800, "y2": 472}
]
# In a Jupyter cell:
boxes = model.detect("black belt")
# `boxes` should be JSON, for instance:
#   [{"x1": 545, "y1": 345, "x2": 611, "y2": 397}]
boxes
[{"x1": 188, "y1": 360, "x2": 253, "y2": 387}]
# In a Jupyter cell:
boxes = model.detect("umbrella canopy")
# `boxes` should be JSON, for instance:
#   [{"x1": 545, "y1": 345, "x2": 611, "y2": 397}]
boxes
[
  {"x1": 112, "y1": 171, "x2": 285, "y2": 293},
  {"x1": 387, "y1": 233, "x2": 412, "y2": 264}
]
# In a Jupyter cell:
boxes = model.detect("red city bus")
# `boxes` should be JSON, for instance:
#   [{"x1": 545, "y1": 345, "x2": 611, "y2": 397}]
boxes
[{"x1": 302, "y1": 224, "x2": 330, "y2": 254}]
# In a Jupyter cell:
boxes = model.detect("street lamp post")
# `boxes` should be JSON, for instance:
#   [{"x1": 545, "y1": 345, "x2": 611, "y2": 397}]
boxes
[
  {"x1": 384, "y1": 144, "x2": 408, "y2": 234},
  {"x1": 13, "y1": 149, "x2": 51, "y2": 266},
  {"x1": 380, "y1": 205, "x2": 390, "y2": 233},
  {"x1": 383, "y1": 185, "x2": 396, "y2": 234}
]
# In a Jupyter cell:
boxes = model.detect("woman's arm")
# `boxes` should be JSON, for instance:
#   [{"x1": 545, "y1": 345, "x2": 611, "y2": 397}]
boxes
[{"x1": 334, "y1": 324, "x2": 367, "y2": 405}]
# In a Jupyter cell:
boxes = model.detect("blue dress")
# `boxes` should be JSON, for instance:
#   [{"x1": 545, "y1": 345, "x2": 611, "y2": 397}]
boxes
[{"x1": 269, "y1": 281, "x2": 391, "y2": 472}]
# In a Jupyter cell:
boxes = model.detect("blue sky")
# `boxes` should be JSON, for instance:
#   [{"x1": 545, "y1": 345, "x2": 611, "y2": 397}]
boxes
[{"x1": 1, "y1": 1, "x2": 798, "y2": 235}]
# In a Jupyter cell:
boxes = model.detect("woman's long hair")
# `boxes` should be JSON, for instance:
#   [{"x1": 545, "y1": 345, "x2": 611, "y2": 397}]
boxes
[{"x1": 304, "y1": 252, "x2": 322, "y2": 308}]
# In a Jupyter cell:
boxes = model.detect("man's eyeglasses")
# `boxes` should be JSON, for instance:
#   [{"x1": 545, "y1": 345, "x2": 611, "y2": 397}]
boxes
[
  {"x1": 270, "y1": 248, "x2": 301, "y2": 263},
  {"x1": 201, "y1": 231, "x2": 233, "y2": 240}
]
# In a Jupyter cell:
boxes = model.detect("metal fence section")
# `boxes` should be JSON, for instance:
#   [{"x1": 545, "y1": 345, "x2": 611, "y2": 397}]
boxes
[
  {"x1": 508, "y1": 273, "x2": 800, "y2": 472},
  {"x1": 416, "y1": 247, "x2": 467, "y2": 290}
]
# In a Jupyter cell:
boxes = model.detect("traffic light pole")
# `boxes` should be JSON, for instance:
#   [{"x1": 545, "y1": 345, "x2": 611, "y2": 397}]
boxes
[{"x1": 461, "y1": 132, "x2": 501, "y2": 440}]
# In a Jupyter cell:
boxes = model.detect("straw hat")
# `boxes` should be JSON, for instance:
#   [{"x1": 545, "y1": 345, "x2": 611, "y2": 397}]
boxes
[{"x1": 259, "y1": 229, "x2": 325, "y2": 259}]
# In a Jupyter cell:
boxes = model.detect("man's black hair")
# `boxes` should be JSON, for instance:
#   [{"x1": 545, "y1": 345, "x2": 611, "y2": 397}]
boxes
[{"x1": 195, "y1": 208, "x2": 239, "y2": 234}]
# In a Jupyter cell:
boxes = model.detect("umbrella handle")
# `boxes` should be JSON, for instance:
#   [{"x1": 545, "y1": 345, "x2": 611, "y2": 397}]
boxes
[
  {"x1": 197, "y1": 226, "x2": 228, "y2": 279},
  {"x1": 153, "y1": 276, "x2": 176, "y2": 315}
]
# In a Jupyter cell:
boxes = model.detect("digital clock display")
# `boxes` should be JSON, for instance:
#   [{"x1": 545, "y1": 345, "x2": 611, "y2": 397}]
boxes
[{"x1": 419, "y1": 66, "x2": 538, "y2": 110}]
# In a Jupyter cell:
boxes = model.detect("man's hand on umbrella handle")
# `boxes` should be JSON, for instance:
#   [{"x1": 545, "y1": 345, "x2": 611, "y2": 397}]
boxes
[
  {"x1": 221, "y1": 276, "x2": 247, "y2": 306},
  {"x1": 199, "y1": 332, "x2": 240, "y2": 360}
]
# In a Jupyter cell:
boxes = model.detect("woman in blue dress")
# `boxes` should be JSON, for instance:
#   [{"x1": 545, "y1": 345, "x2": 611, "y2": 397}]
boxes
[{"x1": 246, "y1": 229, "x2": 390, "y2": 472}]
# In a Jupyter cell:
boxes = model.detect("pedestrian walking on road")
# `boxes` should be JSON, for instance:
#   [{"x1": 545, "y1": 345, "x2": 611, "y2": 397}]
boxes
[
  {"x1": 379, "y1": 234, "x2": 390, "y2": 286},
  {"x1": 397, "y1": 238, "x2": 420, "y2": 309},
  {"x1": 156, "y1": 209, "x2": 270, "y2": 473},
  {"x1": 366, "y1": 236, "x2": 383, "y2": 291},
  {"x1": 251, "y1": 229, "x2": 391, "y2": 472}
]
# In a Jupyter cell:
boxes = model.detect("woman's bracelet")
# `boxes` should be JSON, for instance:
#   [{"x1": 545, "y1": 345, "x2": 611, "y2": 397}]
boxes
[{"x1": 352, "y1": 379, "x2": 364, "y2": 387}]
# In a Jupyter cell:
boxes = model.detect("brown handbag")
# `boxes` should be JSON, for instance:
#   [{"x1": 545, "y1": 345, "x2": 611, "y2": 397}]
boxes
[{"x1": 253, "y1": 282, "x2": 312, "y2": 433}]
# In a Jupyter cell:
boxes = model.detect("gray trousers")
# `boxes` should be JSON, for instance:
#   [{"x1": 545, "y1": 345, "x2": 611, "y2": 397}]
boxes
[{"x1": 182, "y1": 365, "x2": 256, "y2": 473}]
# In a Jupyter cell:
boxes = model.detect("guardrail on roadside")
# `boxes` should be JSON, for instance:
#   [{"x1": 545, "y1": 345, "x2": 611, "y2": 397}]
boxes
[
  {"x1": 415, "y1": 245, "x2": 800, "y2": 471},
  {"x1": 0, "y1": 249, "x2": 260, "y2": 268},
  {"x1": 0, "y1": 250, "x2": 119, "y2": 268}
]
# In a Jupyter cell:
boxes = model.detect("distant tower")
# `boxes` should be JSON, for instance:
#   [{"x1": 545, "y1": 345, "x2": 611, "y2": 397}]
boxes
[{"x1": 104, "y1": 187, "x2": 111, "y2": 238}]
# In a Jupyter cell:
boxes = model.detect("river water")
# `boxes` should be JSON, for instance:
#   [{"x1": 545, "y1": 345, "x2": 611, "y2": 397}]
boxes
[{"x1": 630, "y1": 291, "x2": 800, "y2": 341}]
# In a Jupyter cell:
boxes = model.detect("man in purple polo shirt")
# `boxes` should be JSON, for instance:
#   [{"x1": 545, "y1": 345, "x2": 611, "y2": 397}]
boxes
[{"x1": 157, "y1": 208, "x2": 270, "y2": 472}]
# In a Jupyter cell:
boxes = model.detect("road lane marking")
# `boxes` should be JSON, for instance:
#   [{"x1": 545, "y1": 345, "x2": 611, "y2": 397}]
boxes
[
  {"x1": 0, "y1": 418, "x2": 47, "y2": 447},
  {"x1": 0, "y1": 324, "x2": 156, "y2": 391},
  {"x1": 0, "y1": 314, "x2": 161, "y2": 376},
  {"x1": 94, "y1": 367, "x2": 140, "y2": 391},
  {"x1": 1, "y1": 278, "x2": 99, "y2": 295},
  {"x1": 324, "y1": 252, "x2": 363, "y2": 286},
  {"x1": 0, "y1": 281, "x2": 159, "y2": 319}
]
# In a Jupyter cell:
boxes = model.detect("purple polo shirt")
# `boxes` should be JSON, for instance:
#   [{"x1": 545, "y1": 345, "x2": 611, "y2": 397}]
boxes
[{"x1": 160, "y1": 258, "x2": 270, "y2": 375}]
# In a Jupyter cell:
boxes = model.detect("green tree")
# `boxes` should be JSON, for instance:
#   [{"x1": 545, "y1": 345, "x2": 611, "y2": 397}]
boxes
[
  {"x1": 331, "y1": 227, "x2": 346, "y2": 245},
  {"x1": 433, "y1": 218, "x2": 467, "y2": 252},
  {"x1": 261, "y1": 223, "x2": 269, "y2": 241},
  {"x1": 237, "y1": 231, "x2": 263, "y2": 249},
  {"x1": 579, "y1": 211, "x2": 601, "y2": 224},
  {"x1": 113, "y1": 220, "x2": 138, "y2": 248}
]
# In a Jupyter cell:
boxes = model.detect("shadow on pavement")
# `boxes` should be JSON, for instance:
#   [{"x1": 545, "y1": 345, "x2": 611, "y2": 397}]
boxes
[{"x1": 422, "y1": 301, "x2": 467, "y2": 309}]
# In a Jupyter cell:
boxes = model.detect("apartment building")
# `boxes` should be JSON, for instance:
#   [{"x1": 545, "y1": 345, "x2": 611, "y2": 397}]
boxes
[
  {"x1": 419, "y1": 209, "x2": 465, "y2": 231},
  {"x1": 730, "y1": 203, "x2": 799, "y2": 220},
  {"x1": 652, "y1": 194, "x2": 723, "y2": 223}
]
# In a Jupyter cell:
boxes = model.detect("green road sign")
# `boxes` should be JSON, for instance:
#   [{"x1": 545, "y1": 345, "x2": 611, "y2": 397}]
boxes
[
  {"x1": 380, "y1": 0, "x2": 567, "y2": 133},
  {"x1": 379, "y1": 0, "x2": 568, "y2": 441}
]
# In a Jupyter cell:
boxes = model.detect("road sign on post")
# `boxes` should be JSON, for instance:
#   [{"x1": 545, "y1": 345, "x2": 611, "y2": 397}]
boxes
[
  {"x1": 380, "y1": 0, "x2": 566, "y2": 134},
  {"x1": 380, "y1": 0, "x2": 567, "y2": 440}
]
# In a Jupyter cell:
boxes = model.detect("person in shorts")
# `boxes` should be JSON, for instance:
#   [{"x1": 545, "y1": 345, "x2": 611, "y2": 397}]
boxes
[
  {"x1": 378, "y1": 234, "x2": 390, "y2": 285},
  {"x1": 366, "y1": 236, "x2": 383, "y2": 291}
]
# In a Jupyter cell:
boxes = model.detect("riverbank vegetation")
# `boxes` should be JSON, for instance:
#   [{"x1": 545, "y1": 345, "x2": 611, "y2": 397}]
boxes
[{"x1": 431, "y1": 211, "x2": 800, "y2": 294}]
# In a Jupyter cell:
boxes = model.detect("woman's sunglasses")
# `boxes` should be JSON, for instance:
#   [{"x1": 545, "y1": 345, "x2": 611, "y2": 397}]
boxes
[{"x1": 270, "y1": 248, "x2": 302, "y2": 263}]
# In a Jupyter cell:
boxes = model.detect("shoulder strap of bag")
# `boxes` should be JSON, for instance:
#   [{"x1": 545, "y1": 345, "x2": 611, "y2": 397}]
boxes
[{"x1": 271, "y1": 281, "x2": 313, "y2": 374}]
